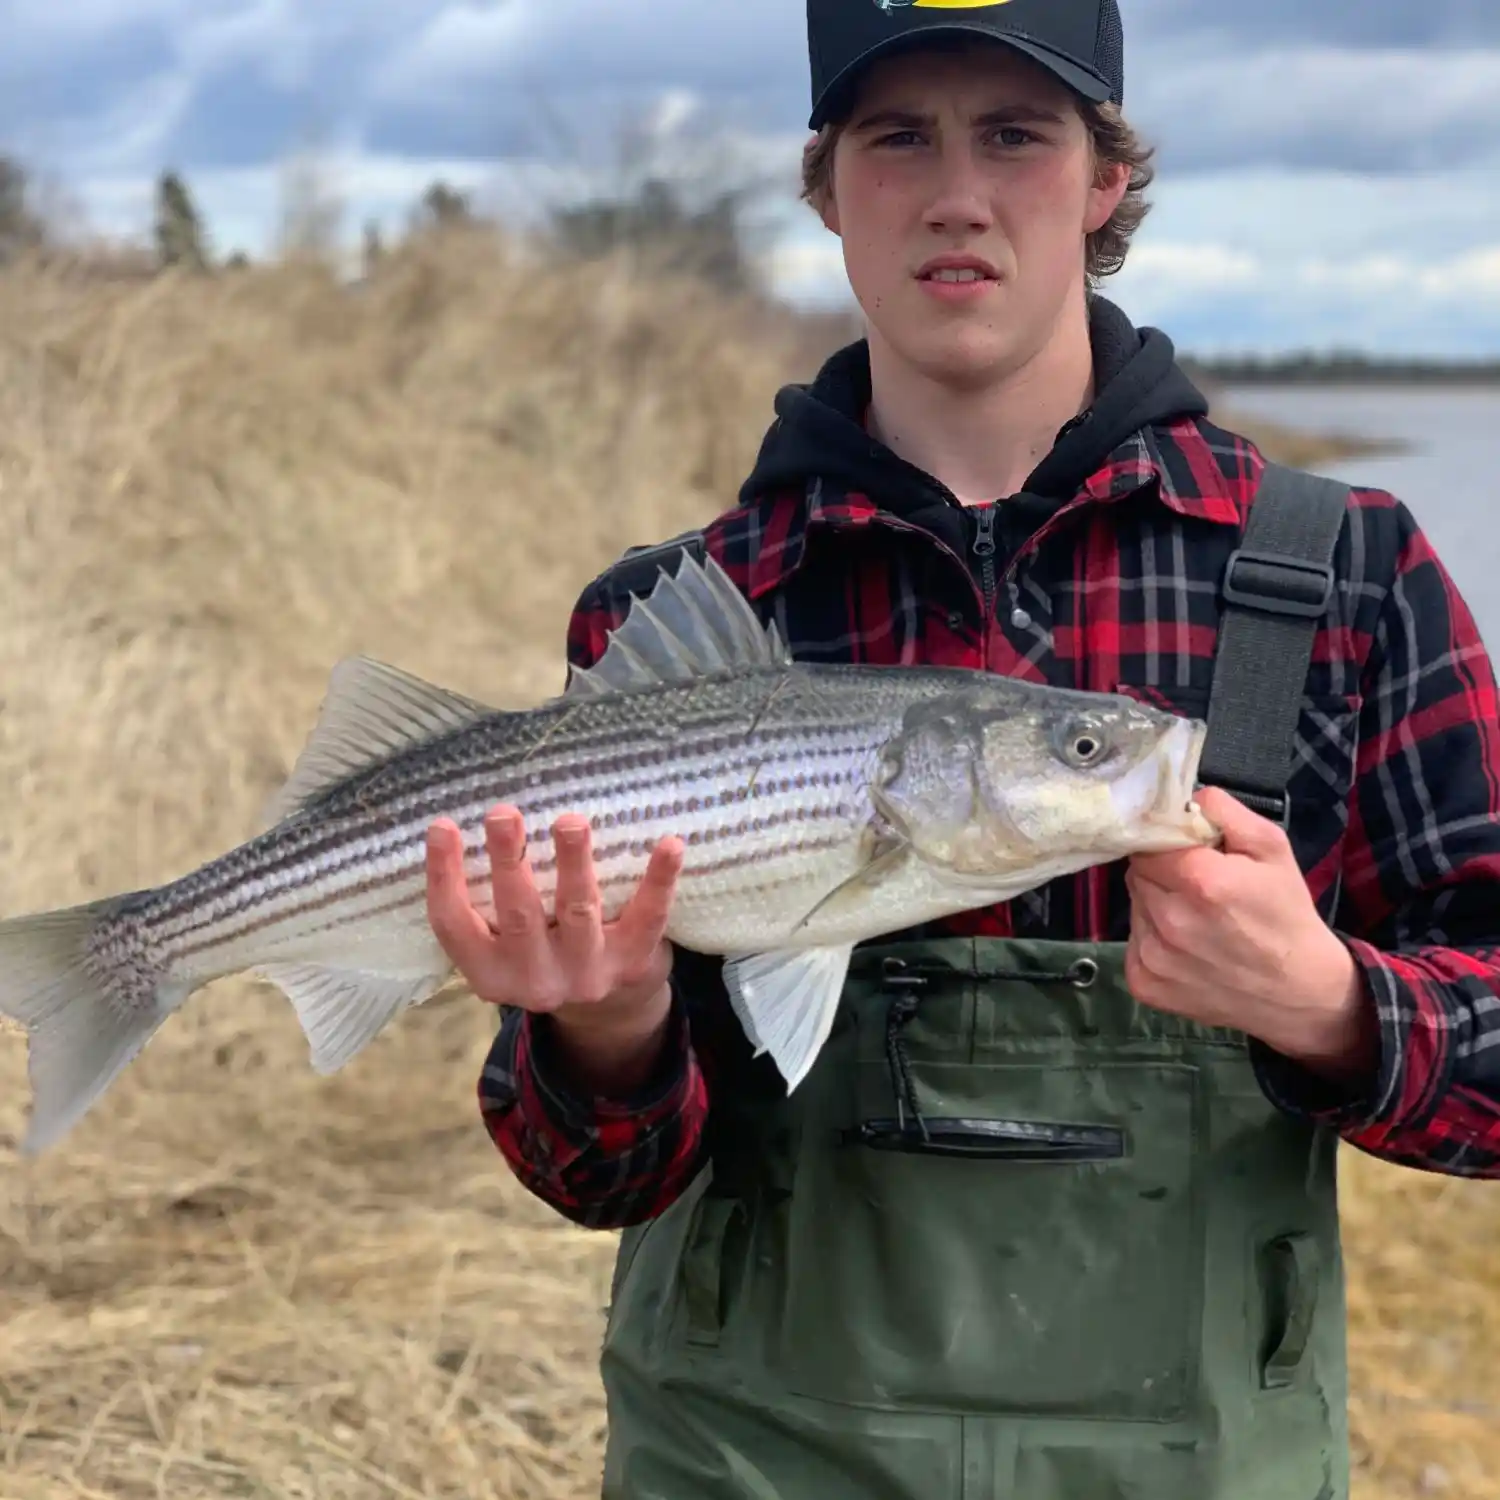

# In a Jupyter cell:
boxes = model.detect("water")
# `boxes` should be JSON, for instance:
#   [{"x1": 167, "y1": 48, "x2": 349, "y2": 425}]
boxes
[{"x1": 1220, "y1": 384, "x2": 1500, "y2": 651}]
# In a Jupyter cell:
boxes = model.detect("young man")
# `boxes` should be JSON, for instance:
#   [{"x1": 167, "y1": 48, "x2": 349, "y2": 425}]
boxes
[{"x1": 424, "y1": 2, "x2": 1500, "y2": 1495}]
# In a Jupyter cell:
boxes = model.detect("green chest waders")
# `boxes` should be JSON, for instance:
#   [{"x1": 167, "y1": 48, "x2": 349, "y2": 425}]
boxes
[{"x1": 595, "y1": 464, "x2": 1354, "y2": 1499}]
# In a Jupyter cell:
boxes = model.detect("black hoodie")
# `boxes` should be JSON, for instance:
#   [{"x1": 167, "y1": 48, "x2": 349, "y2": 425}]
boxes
[{"x1": 736, "y1": 294, "x2": 1210, "y2": 571}]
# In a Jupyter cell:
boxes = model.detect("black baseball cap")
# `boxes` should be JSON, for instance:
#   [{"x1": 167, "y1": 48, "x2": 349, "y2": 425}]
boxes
[{"x1": 807, "y1": 0, "x2": 1125, "y2": 130}]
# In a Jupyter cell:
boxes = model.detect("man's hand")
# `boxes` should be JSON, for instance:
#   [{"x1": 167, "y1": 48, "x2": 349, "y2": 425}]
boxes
[
  {"x1": 1124, "y1": 787, "x2": 1379, "y2": 1080},
  {"x1": 425, "y1": 805, "x2": 686, "y2": 1094}
]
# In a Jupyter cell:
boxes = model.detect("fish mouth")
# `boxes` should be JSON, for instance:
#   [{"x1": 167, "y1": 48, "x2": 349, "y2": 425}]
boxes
[{"x1": 1122, "y1": 714, "x2": 1220, "y2": 848}]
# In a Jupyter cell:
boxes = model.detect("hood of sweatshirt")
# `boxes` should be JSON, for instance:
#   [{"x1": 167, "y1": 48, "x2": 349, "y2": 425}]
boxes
[{"x1": 737, "y1": 295, "x2": 1210, "y2": 548}]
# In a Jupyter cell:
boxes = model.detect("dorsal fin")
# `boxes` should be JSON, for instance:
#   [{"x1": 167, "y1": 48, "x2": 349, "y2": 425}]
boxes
[
  {"x1": 263, "y1": 657, "x2": 495, "y2": 827},
  {"x1": 567, "y1": 551, "x2": 791, "y2": 698}
]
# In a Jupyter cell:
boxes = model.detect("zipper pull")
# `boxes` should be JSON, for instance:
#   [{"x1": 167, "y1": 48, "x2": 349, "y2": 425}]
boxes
[
  {"x1": 970, "y1": 504, "x2": 999, "y2": 623},
  {"x1": 972, "y1": 505, "x2": 996, "y2": 557}
]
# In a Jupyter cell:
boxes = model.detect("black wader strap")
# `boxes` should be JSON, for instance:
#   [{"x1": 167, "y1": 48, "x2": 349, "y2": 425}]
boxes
[{"x1": 1196, "y1": 460, "x2": 1349, "y2": 827}]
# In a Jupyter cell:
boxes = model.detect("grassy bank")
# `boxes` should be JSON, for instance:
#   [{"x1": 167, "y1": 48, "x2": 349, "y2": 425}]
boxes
[{"x1": 0, "y1": 232, "x2": 1492, "y2": 1500}]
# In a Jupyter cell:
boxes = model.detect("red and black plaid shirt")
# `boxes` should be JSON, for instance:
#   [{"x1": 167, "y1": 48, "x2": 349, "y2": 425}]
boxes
[{"x1": 478, "y1": 392, "x2": 1500, "y2": 1227}]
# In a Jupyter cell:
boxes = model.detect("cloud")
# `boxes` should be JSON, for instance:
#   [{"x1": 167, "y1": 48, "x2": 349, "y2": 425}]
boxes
[
  {"x1": 0, "y1": 19, "x2": 178, "y2": 171},
  {"x1": 1115, "y1": 242, "x2": 1500, "y2": 319},
  {"x1": 774, "y1": 231, "x2": 1500, "y2": 358},
  {"x1": 1131, "y1": 45, "x2": 1500, "y2": 175},
  {"x1": 363, "y1": 0, "x2": 809, "y2": 169},
  {"x1": 370, "y1": 0, "x2": 806, "y2": 108},
  {"x1": 1132, "y1": 0, "x2": 1500, "y2": 50},
  {"x1": 1108, "y1": 235, "x2": 1500, "y2": 357},
  {"x1": 1110, "y1": 242, "x2": 1261, "y2": 291}
]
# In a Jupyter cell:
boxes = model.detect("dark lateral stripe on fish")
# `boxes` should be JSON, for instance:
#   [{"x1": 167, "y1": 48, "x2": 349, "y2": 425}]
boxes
[
  {"x1": 162, "y1": 820, "x2": 858, "y2": 967},
  {"x1": 146, "y1": 747, "x2": 871, "y2": 944},
  {"x1": 143, "y1": 711, "x2": 876, "y2": 914},
  {"x1": 140, "y1": 727, "x2": 881, "y2": 933},
  {"x1": 187, "y1": 820, "x2": 859, "y2": 976},
  {"x1": 157, "y1": 802, "x2": 863, "y2": 963}
]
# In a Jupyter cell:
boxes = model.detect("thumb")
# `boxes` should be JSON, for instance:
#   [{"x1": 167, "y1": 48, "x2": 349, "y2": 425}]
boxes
[{"x1": 1194, "y1": 785, "x2": 1292, "y2": 861}]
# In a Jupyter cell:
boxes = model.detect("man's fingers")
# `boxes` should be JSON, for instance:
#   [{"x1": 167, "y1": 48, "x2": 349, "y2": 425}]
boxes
[
  {"x1": 485, "y1": 807, "x2": 533, "y2": 925},
  {"x1": 484, "y1": 807, "x2": 548, "y2": 937},
  {"x1": 552, "y1": 815, "x2": 607, "y2": 998},
  {"x1": 612, "y1": 835, "x2": 685, "y2": 967},
  {"x1": 480, "y1": 806, "x2": 555, "y2": 1002},
  {"x1": 1126, "y1": 846, "x2": 1199, "y2": 892},
  {"x1": 1126, "y1": 895, "x2": 1173, "y2": 983},
  {"x1": 1124, "y1": 860, "x2": 1173, "y2": 907},
  {"x1": 425, "y1": 819, "x2": 501, "y2": 978},
  {"x1": 1194, "y1": 786, "x2": 1292, "y2": 861}
]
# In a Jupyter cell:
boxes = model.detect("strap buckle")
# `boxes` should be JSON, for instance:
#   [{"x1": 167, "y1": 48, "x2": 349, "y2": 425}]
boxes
[
  {"x1": 1201, "y1": 781, "x2": 1291, "y2": 829},
  {"x1": 1222, "y1": 549, "x2": 1335, "y2": 620}
]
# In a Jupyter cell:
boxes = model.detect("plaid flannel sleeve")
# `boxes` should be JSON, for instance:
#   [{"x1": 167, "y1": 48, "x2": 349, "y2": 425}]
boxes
[
  {"x1": 1252, "y1": 498, "x2": 1500, "y2": 1177},
  {"x1": 478, "y1": 986, "x2": 711, "y2": 1228},
  {"x1": 475, "y1": 573, "x2": 714, "y2": 1228}
]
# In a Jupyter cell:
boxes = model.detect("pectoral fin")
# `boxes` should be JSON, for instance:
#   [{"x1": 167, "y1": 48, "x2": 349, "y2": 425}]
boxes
[
  {"x1": 723, "y1": 943, "x2": 855, "y2": 1092},
  {"x1": 788, "y1": 835, "x2": 911, "y2": 936}
]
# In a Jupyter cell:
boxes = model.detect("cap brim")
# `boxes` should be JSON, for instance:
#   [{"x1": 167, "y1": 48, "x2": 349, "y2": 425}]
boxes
[{"x1": 809, "y1": 27, "x2": 1113, "y2": 130}]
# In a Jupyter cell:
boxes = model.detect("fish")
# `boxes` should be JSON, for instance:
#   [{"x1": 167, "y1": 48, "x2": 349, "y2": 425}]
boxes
[{"x1": 0, "y1": 552, "x2": 1220, "y2": 1155}]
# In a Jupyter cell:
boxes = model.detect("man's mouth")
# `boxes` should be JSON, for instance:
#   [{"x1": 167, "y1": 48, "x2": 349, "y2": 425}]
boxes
[{"x1": 916, "y1": 254, "x2": 1001, "y2": 283}]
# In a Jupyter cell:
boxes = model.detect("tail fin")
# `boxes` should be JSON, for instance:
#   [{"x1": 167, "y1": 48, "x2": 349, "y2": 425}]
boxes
[{"x1": 0, "y1": 897, "x2": 180, "y2": 1155}]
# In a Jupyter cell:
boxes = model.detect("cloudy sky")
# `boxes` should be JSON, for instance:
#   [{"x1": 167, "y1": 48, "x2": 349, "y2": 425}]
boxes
[{"x1": 3, "y1": 0, "x2": 1498, "y2": 357}]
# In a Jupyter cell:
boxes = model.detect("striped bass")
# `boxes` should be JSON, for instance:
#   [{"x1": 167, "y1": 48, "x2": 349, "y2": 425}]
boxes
[{"x1": 0, "y1": 553, "x2": 1219, "y2": 1154}]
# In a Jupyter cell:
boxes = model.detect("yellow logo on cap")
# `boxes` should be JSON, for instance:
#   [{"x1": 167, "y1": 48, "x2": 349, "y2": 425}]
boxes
[{"x1": 875, "y1": 0, "x2": 1017, "y2": 9}]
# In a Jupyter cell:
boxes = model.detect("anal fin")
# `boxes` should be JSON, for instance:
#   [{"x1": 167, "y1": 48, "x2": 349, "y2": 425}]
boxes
[
  {"x1": 255, "y1": 961, "x2": 451, "y2": 1074},
  {"x1": 723, "y1": 944, "x2": 855, "y2": 1093}
]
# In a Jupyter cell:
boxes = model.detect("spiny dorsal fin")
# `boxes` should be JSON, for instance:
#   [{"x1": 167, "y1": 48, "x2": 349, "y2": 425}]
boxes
[
  {"x1": 263, "y1": 657, "x2": 495, "y2": 827},
  {"x1": 567, "y1": 552, "x2": 791, "y2": 698}
]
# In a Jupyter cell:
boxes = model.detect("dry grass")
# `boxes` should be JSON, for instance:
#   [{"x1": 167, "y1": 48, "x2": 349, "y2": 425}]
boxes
[{"x1": 0, "y1": 232, "x2": 1493, "y2": 1499}]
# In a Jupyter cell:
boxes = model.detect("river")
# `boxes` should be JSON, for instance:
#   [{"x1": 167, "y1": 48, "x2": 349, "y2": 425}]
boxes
[{"x1": 1220, "y1": 384, "x2": 1500, "y2": 652}]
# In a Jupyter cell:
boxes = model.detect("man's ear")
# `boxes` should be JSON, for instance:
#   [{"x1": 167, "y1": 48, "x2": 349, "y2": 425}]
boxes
[{"x1": 1084, "y1": 157, "x2": 1130, "y2": 234}]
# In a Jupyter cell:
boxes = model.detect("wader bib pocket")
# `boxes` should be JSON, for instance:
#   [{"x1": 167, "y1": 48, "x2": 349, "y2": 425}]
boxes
[{"x1": 768, "y1": 942, "x2": 1204, "y2": 1420}]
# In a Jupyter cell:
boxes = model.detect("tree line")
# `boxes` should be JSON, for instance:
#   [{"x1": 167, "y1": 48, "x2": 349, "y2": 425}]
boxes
[{"x1": 0, "y1": 148, "x2": 775, "y2": 298}]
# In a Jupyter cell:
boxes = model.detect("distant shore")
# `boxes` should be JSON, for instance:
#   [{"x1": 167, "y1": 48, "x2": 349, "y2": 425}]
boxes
[
  {"x1": 1208, "y1": 401, "x2": 1406, "y2": 469},
  {"x1": 1185, "y1": 354, "x2": 1500, "y2": 388}
]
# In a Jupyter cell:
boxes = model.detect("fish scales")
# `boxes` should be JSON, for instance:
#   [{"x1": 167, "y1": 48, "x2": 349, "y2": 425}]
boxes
[{"x1": 0, "y1": 551, "x2": 1220, "y2": 1153}]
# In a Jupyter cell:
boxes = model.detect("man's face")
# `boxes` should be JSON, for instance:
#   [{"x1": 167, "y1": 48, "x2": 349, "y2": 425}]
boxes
[{"x1": 821, "y1": 42, "x2": 1129, "y2": 388}]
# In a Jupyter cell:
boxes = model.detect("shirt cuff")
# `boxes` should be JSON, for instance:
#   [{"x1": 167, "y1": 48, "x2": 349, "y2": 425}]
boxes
[
  {"x1": 1248, "y1": 935, "x2": 1400, "y2": 1133},
  {"x1": 521, "y1": 982, "x2": 695, "y2": 1134}
]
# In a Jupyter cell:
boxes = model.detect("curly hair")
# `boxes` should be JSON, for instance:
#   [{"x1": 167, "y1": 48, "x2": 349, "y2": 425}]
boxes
[{"x1": 799, "y1": 98, "x2": 1156, "y2": 285}]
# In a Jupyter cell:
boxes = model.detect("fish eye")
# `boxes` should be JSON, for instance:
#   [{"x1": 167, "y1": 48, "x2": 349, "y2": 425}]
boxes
[{"x1": 1061, "y1": 724, "x2": 1110, "y2": 768}]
